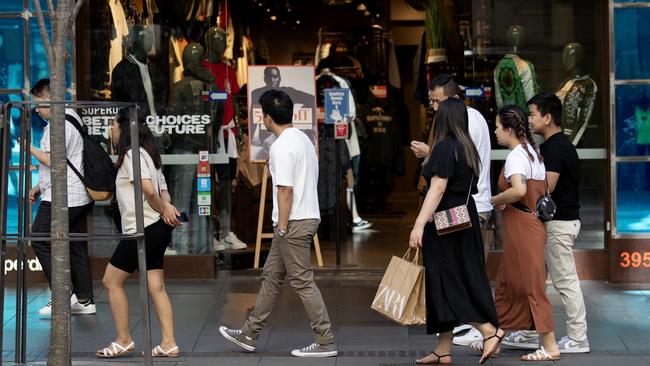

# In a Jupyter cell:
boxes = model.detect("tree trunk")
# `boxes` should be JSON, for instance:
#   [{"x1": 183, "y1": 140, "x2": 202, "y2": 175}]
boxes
[
  {"x1": 47, "y1": 9, "x2": 72, "y2": 365},
  {"x1": 32, "y1": 1, "x2": 86, "y2": 365}
]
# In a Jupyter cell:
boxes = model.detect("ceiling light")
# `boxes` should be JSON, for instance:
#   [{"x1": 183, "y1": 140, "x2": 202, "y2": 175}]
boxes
[
  {"x1": 363, "y1": 10, "x2": 370, "y2": 16},
  {"x1": 356, "y1": 3, "x2": 367, "y2": 11},
  {"x1": 270, "y1": 15, "x2": 277, "y2": 21},
  {"x1": 296, "y1": 20, "x2": 301, "y2": 24}
]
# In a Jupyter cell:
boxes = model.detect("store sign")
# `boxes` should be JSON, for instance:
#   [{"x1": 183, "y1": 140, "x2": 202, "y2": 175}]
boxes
[
  {"x1": 324, "y1": 88, "x2": 349, "y2": 124},
  {"x1": 247, "y1": 65, "x2": 318, "y2": 162},
  {"x1": 197, "y1": 177, "x2": 211, "y2": 191},
  {"x1": 4, "y1": 258, "x2": 43, "y2": 275},
  {"x1": 80, "y1": 107, "x2": 120, "y2": 137},
  {"x1": 198, "y1": 205, "x2": 211, "y2": 216},
  {"x1": 79, "y1": 108, "x2": 211, "y2": 137},
  {"x1": 209, "y1": 91, "x2": 228, "y2": 101},
  {"x1": 197, "y1": 192, "x2": 211, "y2": 206},
  {"x1": 335, "y1": 122, "x2": 349, "y2": 139}
]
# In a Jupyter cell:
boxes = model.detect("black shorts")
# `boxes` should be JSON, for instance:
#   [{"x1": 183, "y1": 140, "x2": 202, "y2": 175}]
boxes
[{"x1": 109, "y1": 220, "x2": 173, "y2": 273}]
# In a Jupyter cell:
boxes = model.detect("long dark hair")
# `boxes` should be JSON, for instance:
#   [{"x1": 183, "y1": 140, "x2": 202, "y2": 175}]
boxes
[
  {"x1": 429, "y1": 98, "x2": 481, "y2": 176},
  {"x1": 114, "y1": 108, "x2": 162, "y2": 170},
  {"x1": 497, "y1": 104, "x2": 541, "y2": 162}
]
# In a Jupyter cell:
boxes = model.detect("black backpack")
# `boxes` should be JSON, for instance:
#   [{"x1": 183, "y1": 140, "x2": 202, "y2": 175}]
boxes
[{"x1": 65, "y1": 114, "x2": 116, "y2": 201}]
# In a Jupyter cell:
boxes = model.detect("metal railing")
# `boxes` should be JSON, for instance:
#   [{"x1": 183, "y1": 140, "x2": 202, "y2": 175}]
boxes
[{"x1": 0, "y1": 101, "x2": 155, "y2": 366}]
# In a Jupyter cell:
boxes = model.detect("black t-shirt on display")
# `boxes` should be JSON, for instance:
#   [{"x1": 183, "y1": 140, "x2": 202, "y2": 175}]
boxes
[{"x1": 540, "y1": 132, "x2": 580, "y2": 221}]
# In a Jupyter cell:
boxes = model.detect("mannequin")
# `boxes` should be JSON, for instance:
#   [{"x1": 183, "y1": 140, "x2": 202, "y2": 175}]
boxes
[
  {"x1": 111, "y1": 24, "x2": 157, "y2": 116},
  {"x1": 555, "y1": 42, "x2": 597, "y2": 146},
  {"x1": 494, "y1": 25, "x2": 539, "y2": 110},
  {"x1": 167, "y1": 43, "x2": 214, "y2": 255},
  {"x1": 201, "y1": 27, "x2": 246, "y2": 251}
]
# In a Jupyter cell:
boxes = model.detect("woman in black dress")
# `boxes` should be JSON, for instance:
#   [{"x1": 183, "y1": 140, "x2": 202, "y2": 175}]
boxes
[{"x1": 409, "y1": 99, "x2": 504, "y2": 364}]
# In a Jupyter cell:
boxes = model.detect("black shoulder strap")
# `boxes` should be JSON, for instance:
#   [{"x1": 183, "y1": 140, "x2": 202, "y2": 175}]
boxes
[
  {"x1": 65, "y1": 113, "x2": 87, "y2": 137},
  {"x1": 64, "y1": 113, "x2": 87, "y2": 184}
]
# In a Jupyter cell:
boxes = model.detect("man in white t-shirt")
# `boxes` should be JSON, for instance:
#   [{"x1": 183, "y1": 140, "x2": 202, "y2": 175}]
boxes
[
  {"x1": 410, "y1": 74, "x2": 493, "y2": 345},
  {"x1": 27, "y1": 79, "x2": 96, "y2": 316},
  {"x1": 219, "y1": 90, "x2": 336, "y2": 358}
]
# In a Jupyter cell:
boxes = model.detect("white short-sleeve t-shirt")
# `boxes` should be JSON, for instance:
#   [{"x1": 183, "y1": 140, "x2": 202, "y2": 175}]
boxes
[
  {"x1": 38, "y1": 109, "x2": 92, "y2": 206},
  {"x1": 467, "y1": 107, "x2": 492, "y2": 212},
  {"x1": 268, "y1": 127, "x2": 320, "y2": 224},
  {"x1": 115, "y1": 148, "x2": 168, "y2": 234},
  {"x1": 504, "y1": 144, "x2": 546, "y2": 182}
]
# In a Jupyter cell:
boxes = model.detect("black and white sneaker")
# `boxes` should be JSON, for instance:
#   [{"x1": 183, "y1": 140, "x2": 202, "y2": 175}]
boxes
[
  {"x1": 71, "y1": 298, "x2": 96, "y2": 315},
  {"x1": 351, "y1": 219, "x2": 373, "y2": 232},
  {"x1": 219, "y1": 326, "x2": 256, "y2": 352},
  {"x1": 291, "y1": 342, "x2": 337, "y2": 357}
]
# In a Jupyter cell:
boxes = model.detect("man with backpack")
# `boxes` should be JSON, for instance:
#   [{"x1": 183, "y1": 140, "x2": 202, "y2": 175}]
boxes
[{"x1": 28, "y1": 78, "x2": 97, "y2": 316}]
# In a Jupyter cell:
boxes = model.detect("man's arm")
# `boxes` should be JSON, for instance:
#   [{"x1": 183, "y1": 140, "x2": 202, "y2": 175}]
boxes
[
  {"x1": 546, "y1": 172, "x2": 560, "y2": 193},
  {"x1": 276, "y1": 185, "x2": 293, "y2": 231},
  {"x1": 30, "y1": 146, "x2": 51, "y2": 166}
]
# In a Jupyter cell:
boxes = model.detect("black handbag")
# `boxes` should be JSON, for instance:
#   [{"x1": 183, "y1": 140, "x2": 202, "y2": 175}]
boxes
[{"x1": 511, "y1": 160, "x2": 556, "y2": 222}]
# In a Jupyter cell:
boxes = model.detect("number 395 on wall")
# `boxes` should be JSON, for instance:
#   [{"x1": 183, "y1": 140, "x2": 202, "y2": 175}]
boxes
[{"x1": 619, "y1": 251, "x2": 650, "y2": 268}]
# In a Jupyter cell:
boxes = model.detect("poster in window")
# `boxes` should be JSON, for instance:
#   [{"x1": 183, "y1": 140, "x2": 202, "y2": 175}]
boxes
[{"x1": 247, "y1": 65, "x2": 318, "y2": 162}]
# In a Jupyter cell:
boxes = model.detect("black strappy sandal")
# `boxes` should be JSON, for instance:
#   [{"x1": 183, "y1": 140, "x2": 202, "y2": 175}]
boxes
[
  {"x1": 480, "y1": 328, "x2": 505, "y2": 364},
  {"x1": 416, "y1": 351, "x2": 452, "y2": 364}
]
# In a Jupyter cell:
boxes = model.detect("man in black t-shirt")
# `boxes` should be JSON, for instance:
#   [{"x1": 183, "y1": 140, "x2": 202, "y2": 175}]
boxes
[{"x1": 501, "y1": 93, "x2": 589, "y2": 353}]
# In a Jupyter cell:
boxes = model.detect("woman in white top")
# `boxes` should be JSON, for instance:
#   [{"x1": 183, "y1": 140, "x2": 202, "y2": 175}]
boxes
[
  {"x1": 96, "y1": 110, "x2": 181, "y2": 358},
  {"x1": 490, "y1": 105, "x2": 560, "y2": 361}
]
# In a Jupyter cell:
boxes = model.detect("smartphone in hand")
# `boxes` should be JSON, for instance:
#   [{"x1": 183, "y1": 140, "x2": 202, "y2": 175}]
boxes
[{"x1": 177, "y1": 212, "x2": 189, "y2": 222}]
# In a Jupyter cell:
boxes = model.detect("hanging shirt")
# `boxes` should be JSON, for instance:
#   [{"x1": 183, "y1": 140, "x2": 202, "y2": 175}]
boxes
[
  {"x1": 126, "y1": 53, "x2": 157, "y2": 116},
  {"x1": 494, "y1": 54, "x2": 539, "y2": 110},
  {"x1": 555, "y1": 75, "x2": 598, "y2": 145}
]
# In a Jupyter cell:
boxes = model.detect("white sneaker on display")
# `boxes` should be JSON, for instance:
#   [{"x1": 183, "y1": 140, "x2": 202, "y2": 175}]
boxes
[
  {"x1": 224, "y1": 232, "x2": 247, "y2": 250},
  {"x1": 453, "y1": 326, "x2": 483, "y2": 346},
  {"x1": 214, "y1": 238, "x2": 227, "y2": 251}
]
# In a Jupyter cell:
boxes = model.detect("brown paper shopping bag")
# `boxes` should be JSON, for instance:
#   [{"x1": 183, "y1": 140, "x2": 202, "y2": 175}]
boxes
[{"x1": 371, "y1": 248, "x2": 426, "y2": 325}]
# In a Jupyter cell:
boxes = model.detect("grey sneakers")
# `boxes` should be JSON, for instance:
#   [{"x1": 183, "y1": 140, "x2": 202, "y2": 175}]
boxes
[
  {"x1": 291, "y1": 342, "x2": 338, "y2": 358},
  {"x1": 501, "y1": 331, "x2": 540, "y2": 349},
  {"x1": 557, "y1": 336, "x2": 590, "y2": 354},
  {"x1": 219, "y1": 326, "x2": 256, "y2": 352}
]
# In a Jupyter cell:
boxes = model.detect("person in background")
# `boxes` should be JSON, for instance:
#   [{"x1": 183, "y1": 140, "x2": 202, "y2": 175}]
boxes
[
  {"x1": 28, "y1": 78, "x2": 96, "y2": 316},
  {"x1": 96, "y1": 109, "x2": 181, "y2": 358},
  {"x1": 219, "y1": 90, "x2": 337, "y2": 358},
  {"x1": 501, "y1": 93, "x2": 589, "y2": 353},
  {"x1": 489, "y1": 105, "x2": 560, "y2": 361},
  {"x1": 409, "y1": 98, "x2": 503, "y2": 365},
  {"x1": 410, "y1": 74, "x2": 493, "y2": 345}
]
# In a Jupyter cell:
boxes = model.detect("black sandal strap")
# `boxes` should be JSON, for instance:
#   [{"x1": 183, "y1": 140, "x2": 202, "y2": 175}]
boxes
[
  {"x1": 433, "y1": 351, "x2": 451, "y2": 359},
  {"x1": 483, "y1": 329, "x2": 505, "y2": 342}
]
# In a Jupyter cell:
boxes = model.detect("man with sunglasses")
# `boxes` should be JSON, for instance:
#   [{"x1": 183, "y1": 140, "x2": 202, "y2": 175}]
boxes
[{"x1": 410, "y1": 74, "x2": 493, "y2": 346}]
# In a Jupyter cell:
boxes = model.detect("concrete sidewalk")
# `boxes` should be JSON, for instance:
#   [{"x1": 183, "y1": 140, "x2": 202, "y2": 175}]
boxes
[{"x1": 2, "y1": 270, "x2": 650, "y2": 365}]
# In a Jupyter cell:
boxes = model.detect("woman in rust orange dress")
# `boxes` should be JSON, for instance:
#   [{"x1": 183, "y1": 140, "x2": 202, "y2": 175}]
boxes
[{"x1": 490, "y1": 105, "x2": 560, "y2": 361}]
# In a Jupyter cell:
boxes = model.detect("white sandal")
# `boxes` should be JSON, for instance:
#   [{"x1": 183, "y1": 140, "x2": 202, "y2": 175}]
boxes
[
  {"x1": 95, "y1": 341, "x2": 135, "y2": 358},
  {"x1": 152, "y1": 344, "x2": 180, "y2": 357},
  {"x1": 521, "y1": 346, "x2": 560, "y2": 361}
]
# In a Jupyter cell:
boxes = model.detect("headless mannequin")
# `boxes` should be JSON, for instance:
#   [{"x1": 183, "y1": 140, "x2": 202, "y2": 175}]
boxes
[
  {"x1": 111, "y1": 25, "x2": 157, "y2": 115},
  {"x1": 555, "y1": 42, "x2": 597, "y2": 146},
  {"x1": 494, "y1": 25, "x2": 539, "y2": 110},
  {"x1": 201, "y1": 27, "x2": 245, "y2": 250}
]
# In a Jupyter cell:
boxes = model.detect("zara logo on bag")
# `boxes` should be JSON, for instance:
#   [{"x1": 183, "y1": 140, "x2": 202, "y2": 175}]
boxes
[{"x1": 371, "y1": 284, "x2": 407, "y2": 320}]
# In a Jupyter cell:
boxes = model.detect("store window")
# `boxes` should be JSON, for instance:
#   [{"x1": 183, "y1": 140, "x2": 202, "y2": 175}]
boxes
[
  {"x1": 611, "y1": 1, "x2": 650, "y2": 237},
  {"x1": 450, "y1": 0, "x2": 608, "y2": 249}
]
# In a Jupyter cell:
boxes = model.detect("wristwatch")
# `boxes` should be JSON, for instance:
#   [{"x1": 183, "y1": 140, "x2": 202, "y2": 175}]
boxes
[{"x1": 277, "y1": 227, "x2": 287, "y2": 237}]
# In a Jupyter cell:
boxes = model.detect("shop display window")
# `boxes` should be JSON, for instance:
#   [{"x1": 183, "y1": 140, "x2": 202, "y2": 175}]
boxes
[
  {"x1": 614, "y1": 8, "x2": 650, "y2": 80},
  {"x1": 616, "y1": 162, "x2": 650, "y2": 234},
  {"x1": 615, "y1": 84, "x2": 650, "y2": 157},
  {"x1": 0, "y1": 19, "x2": 24, "y2": 90}
]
